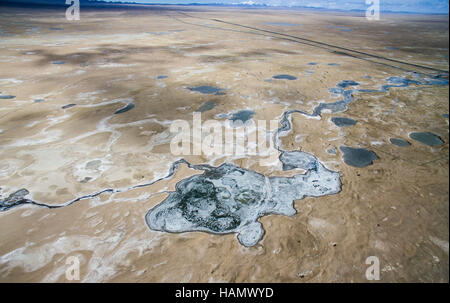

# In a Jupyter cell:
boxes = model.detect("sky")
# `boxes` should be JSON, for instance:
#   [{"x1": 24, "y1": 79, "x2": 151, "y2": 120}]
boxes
[
  {"x1": 106, "y1": 0, "x2": 449, "y2": 13},
  {"x1": 4, "y1": 0, "x2": 449, "y2": 14}
]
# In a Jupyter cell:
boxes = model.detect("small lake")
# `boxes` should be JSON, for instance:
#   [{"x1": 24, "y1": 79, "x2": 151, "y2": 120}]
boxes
[
  {"x1": 331, "y1": 117, "x2": 357, "y2": 127},
  {"x1": 409, "y1": 132, "x2": 444, "y2": 146},
  {"x1": 189, "y1": 86, "x2": 224, "y2": 95},
  {"x1": 390, "y1": 138, "x2": 411, "y2": 147},
  {"x1": 340, "y1": 146, "x2": 378, "y2": 167},
  {"x1": 273, "y1": 74, "x2": 297, "y2": 80},
  {"x1": 114, "y1": 103, "x2": 135, "y2": 114}
]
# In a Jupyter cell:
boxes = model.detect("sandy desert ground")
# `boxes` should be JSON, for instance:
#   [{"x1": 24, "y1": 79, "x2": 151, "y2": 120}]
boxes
[{"x1": 0, "y1": 4, "x2": 448, "y2": 282}]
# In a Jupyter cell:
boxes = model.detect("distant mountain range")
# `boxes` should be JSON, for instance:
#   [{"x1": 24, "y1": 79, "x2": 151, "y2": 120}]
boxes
[
  {"x1": 1, "y1": 0, "x2": 115, "y2": 6},
  {"x1": 1, "y1": 0, "x2": 449, "y2": 14}
]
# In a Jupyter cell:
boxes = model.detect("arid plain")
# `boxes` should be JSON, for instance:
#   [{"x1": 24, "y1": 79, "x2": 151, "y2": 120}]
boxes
[{"x1": 0, "y1": 4, "x2": 448, "y2": 282}]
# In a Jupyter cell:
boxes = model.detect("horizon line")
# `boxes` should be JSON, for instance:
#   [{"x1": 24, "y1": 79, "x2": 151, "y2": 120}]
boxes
[{"x1": 1, "y1": 0, "x2": 449, "y2": 15}]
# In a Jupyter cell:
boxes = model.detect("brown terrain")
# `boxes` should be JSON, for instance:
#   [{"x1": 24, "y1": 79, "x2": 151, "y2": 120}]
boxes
[{"x1": 0, "y1": 4, "x2": 448, "y2": 282}]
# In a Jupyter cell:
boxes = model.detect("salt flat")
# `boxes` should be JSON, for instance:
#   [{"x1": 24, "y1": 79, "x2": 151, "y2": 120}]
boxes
[{"x1": 0, "y1": 4, "x2": 448, "y2": 282}]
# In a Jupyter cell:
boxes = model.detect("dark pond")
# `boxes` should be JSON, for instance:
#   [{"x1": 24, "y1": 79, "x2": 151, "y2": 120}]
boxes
[
  {"x1": 189, "y1": 86, "x2": 224, "y2": 95},
  {"x1": 340, "y1": 146, "x2": 378, "y2": 167},
  {"x1": 62, "y1": 104, "x2": 76, "y2": 109},
  {"x1": 114, "y1": 103, "x2": 135, "y2": 114},
  {"x1": 230, "y1": 110, "x2": 255, "y2": 124},
  {"x1": 196, "y1": 101, "x2": 217, "y2": 113},
  {"x1": 273, "y1": 74, "x2": 297, "y2": 80},
  {"x1": 331, "y1": 117, "x2": 357, "y2": 127},
  {"x1": 409, "y1": 132, "x2": 444, "y2": 146},
  {"x1": 390, "y1": 138, "x2": 411, "y2": 147},
  {"x1": 0, "y1": 95, "x2": 15, "y2": 99}
]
